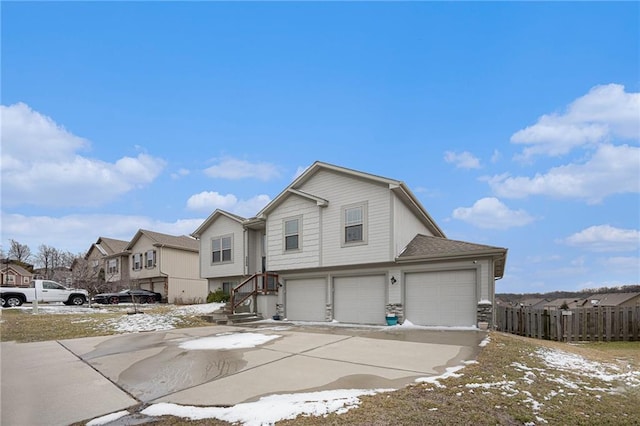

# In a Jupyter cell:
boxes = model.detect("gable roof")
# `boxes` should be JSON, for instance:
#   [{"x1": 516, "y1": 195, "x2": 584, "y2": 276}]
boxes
[
  {"x1": 256, "y1": 161, "x2": 446, "y2": 237},
  {"x1": 397, "y1": 234, "x2": 507, "y2": 278},
  {"x1": 584, "y1": 292, "x2": 640, "y2": 307},
  {"x1": 2, "y1": 263, "x2": 32, "y2": 277},
  {"x1": 191, "y1": 209, "x2": 247, "y2": 238},
  {"x1": 126, "y1": 229, "x2": 199, "y2": 252},
  {"x1": 85, "y1": 237, "x2": 130, "y2": 259}
]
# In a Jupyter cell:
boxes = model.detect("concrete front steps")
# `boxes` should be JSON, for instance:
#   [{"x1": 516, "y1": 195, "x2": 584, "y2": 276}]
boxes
[{"x1": 200, "y1": 309, "x2": 264, "y2": 325}]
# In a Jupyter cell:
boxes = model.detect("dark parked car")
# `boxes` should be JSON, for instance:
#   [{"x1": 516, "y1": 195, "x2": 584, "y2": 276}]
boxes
[{"x1": 92, "y1": 289, "x2": 162, "y2": 305}]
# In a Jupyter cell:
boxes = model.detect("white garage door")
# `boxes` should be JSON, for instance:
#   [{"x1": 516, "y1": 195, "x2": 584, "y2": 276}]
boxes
[
  {"x1": 334, "y1": 275, "x2": 386, "y2": 325},
  {"x1": 285, "y1": 278, "x2": 326, "y2": 321},
  {"x1": 405, "y1": 270, "x2": 477, "y2": 327}
]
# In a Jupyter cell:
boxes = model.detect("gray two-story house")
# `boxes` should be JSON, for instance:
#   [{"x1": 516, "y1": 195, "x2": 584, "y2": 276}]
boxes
[{"x1": 192, "y1": 161, "x2": 507, "y2": 328}]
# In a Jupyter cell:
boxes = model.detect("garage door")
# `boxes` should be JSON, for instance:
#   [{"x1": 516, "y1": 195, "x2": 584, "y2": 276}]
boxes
[
  {"x1": 405, "y1": 270, "x2": 476, "y2": 327},
  {"x1": 334, "y1": 275, "x2": 386, "y2": 325},
  {"x1": 285, "y1": 278, "x2": 326, "y2": 321}
]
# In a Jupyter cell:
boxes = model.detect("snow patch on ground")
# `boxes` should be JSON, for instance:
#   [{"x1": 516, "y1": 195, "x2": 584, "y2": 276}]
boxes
[
  {"x1": 179, "y1": 332, "x2": 281, "y2": 350},
  {"x1": 85, "y1": 410, "x2": 129, "y2": 426},
  {"x1": 141, "y1": 389, "x2": 393, "y2": 426},
  {"x1": 537, "y1": 347, "x2": 640, "y2": 390}
]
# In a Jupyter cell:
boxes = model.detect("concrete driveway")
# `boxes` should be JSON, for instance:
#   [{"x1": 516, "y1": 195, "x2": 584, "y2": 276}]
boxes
[{"x1": 1, "y1": 323, "x2": 485, "y2": 425}]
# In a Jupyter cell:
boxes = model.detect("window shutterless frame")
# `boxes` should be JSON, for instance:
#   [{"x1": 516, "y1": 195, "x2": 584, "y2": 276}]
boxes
[
  {"x1": 341, "y1": 202, "x2": 368, "y2": 246},
  {"x1": 283, "y1": 216, "x2": 302, "y2": 252},
  {"x1": 212, "y1": 234, "x2": 233, "y2": 264}
]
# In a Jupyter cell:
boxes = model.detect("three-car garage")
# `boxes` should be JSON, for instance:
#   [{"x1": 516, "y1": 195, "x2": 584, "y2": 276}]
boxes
[{"x1": 284, "y1": 269, "x2": 478, "y2": 327}]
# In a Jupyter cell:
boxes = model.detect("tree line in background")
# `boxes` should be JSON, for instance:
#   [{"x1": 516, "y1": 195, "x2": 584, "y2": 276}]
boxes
[
  {"x1": 1, "y1": 239, "x2": 109, "y2": 295},
  {"x1": 497, "y1": 284, "x2": 640, "y2": 305}
]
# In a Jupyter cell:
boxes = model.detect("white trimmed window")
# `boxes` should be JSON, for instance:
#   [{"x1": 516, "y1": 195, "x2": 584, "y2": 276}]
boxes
[
  {"x1": 6, "y1": 274, "x2": 15, "y2": 285},
  {"x1": 107, "y1": 259, "x2": 119, "y2": 274},
  {"x1": 212, "y1": 235, "x2": 232, "y2": 264},
  {"x1": 133, "y1": 253, "x2": 142, "y2": 271},
  {"x1": 145, "y1": 250, "x2": 156, "y2": 268},
  {"x1": 342, "y1": 203, "x2": 367, "y2": 245},
  {"x1": 284, "y1": 217, "x2": 301, "y2": 251}
]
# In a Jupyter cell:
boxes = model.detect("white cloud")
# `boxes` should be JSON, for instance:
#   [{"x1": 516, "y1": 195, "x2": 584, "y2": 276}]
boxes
[
  {"x1": 186, "y1": 192, "x2": 270, "y2": 218},
  {"x1": 187, "y1": 192, "x2": 238, "y2": 211},
  {"x1": 444, "y1": 151, "x2": 481, "y2": 169},
  {"x1": 204, "y1": 158, "x2": 281, "y2": 181},
  {"x1": 0, "y1": 103, "x2": 166, "y2": 207},
  {"x1": 511, "y1": 84, "x2": 640, "y2": 160},
  {"x1": 600, "y1": 256, "x2": 640, "y2": 273},
  {"x1": 0, "y1": 211, "x2": 205, "y2": 255},
  {"x1": 171, "y1": 168, "x2": 190, "y2": 179},
  {"x1": 452, "y1": 197, "x2": 535, "y2": 229},
  {"x1": 488, "y1": 144, "x2": 640, "y2": 203},
  {"x1": 563, "y1": 225, "x2": 640, "y2": 252}
]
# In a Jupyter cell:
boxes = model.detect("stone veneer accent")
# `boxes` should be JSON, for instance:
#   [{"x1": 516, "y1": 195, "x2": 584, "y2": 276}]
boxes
[
  {"x1": 385, "y1": 303, "x2": 404, "y2": 323},
  {"x1": 477, "y1": 301, "x2": 493, "y2": 328},
  {"x1": 326, "y1": 303, "x2": 333, "y2": 321},
  {"x1": 276, "y1": 303, "x2": 284, "y2": 317}
]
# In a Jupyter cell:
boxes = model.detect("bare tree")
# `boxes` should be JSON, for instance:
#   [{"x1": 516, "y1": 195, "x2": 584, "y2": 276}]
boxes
[
  {"x1": 8, "y1": 239, "x2": 32, "y2": 263},
  {"x1": 36, "y1": 244, "x2": 57, "y2": 279}
]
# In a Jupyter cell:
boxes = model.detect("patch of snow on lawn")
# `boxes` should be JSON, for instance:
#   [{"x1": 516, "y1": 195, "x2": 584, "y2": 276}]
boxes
[
  {"x1": 99, "y1": 302, "x2": 225, "y2": 333},
  {"x1": 141, "y1": 389, "x2": 393, "y2": 426},
  {"x1": 179, "y1": 332, "x2": 281, "y2": 350},
  {"x1": 537, "y1": 348, "x2": 640, "y2": 389},
  {"x1": 172, "y1": 302, "x2": 225, "y2": 315},
  {"x1": 416, "y1": 365, "x2": 466, "y2": 388},
  {"x1": 86, "y1": 410, "x2": 129, "y2": 426}
]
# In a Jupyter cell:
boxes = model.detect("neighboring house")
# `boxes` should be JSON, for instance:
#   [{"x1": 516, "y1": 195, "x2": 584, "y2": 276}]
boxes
[
  {"x1": 543, "y1": 298, "x2": 583, "y2": 310},
  {"x1": 85, "y1": 237, "x2": 131, "y2": 290},
  {"x1": 518, "y1": 298, "x2": 550, "y2": 309},
  {"x1": 192, "y1": 161, "x2": 507, "y2": 327},
  {"x1": 0, "y1": 262, "x2": 33, "y2": 287},
  {"x1": 126, "y1": 229, "x2": 207, "y2": 304},
  {"x1": 582, "y1": 293, "x2": 640, "y2": 308}
]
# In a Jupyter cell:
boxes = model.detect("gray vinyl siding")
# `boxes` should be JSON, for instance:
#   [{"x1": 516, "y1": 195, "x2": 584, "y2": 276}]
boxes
[
  {"x1": 267, "y1": 194, "x2": 321, "y2": 270},
  {"x1": 298, "y1": 169, "x2": 392, "y2": 266},
  {"x1": 198, "y1": 216, "x2": 245, "y2": 278},
  {"x1": 392, "y1": 192, "x2": 435, "y2": 255}
]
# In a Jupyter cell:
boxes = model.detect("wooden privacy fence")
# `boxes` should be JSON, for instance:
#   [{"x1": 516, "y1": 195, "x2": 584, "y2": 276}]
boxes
[{"x1": 496, "y1": 306, "x2": 640, "y2": 342}]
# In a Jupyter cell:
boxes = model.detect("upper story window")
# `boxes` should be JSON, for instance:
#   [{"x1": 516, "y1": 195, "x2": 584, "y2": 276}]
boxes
[
  {"x1": 132, "y1": 253, "x2": 142, "y2": 271},
  {"x1": 284, "y1": 217, "x2": 301, "y2": 251},
  {"x1": 212, "y1": 235, "x2": 232, "y2": 264},
  {"x1": 6, "y1": 274, "x2": 15, "y2": 285},
  {"x1": 107, "y1": 258, "x2": 119, "y2": 274},
  {"x1": 342, "y1": 202, "x2": 368, "y2": 246},
  {"x1": 92, "y1": 259, "x2": 99, "y2": 271},
  {"x1": 145, "y1": 250, "x2": 156, "y2": 269}
]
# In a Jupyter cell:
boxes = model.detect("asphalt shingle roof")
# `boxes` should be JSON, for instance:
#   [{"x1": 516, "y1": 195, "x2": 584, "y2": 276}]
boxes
[
  {"x1": 139, "y1": 229, "x2": 199, "y2": 251},
  {"x1": 398, "y1": 234, "x2": 507, "y2": 278}
]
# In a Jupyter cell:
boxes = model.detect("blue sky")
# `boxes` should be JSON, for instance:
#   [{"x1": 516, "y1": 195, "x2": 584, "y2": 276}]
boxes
[{"x1": 1, "y1": 2, "x2": 638, "y2": 294}]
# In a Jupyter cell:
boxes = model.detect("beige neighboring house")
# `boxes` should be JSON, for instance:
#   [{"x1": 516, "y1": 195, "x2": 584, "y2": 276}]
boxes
[
  {"x1": 126, "y1": 229, "x2": 207, "y2": 304},
  {"x1": 0, "y1": 262, "x2": 33, "y2": 287},
  {"x1": 85, "y1": 237, "x2": 131, "y2": 290},
  {"x1": 543, "y1": 298, "x2": 583, "y2": 310},
  {"x1": 192, "y1": 161, "x2": 507, "y2": 328},
  {"x1": 582, "y1": 292, "x2": 640, "y2": 308}
]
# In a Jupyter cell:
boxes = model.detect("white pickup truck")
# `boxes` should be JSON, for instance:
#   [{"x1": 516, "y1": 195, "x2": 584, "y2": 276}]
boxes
[{"x1": 1, "y1": 279, "x2": 89, "y2": 308}]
